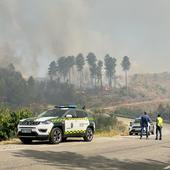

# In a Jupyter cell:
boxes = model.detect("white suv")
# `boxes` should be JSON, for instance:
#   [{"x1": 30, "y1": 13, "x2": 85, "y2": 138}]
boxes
[{"x1": 17, "y1": 105, "x2": 95, "y2": 144}]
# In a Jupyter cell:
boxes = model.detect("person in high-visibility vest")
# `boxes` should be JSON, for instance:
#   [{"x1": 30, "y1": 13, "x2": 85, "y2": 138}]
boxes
[{"x1": 155, "y1": 114, "x2": 163, "y2": 140}]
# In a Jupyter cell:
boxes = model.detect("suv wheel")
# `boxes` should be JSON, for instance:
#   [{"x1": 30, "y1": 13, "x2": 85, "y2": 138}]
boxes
[
  {"x1": 84, "y1": 127, "x2": 93, "y2": 142},
  {"x1": 49, "y1": 127, "x2": 62, "y2": 144},
  {"x1": 20, "y1": 138, "x2": 32, "y2": 144}
]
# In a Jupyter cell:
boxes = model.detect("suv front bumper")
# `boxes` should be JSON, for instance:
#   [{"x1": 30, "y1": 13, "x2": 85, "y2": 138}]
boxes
[{"x1": 17, "y1": 123, "x2": 53, "y2": 140}]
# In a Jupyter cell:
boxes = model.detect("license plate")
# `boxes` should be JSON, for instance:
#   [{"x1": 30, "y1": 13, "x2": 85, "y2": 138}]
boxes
[{"x1": 21, "y1": 128, "x2": 32, "y2": 133}]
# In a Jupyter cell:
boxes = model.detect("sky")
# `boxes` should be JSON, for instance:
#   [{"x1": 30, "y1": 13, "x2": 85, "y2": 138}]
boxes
[{"x1": 0, "y1": 0, "x2": 170, "y2": 77}]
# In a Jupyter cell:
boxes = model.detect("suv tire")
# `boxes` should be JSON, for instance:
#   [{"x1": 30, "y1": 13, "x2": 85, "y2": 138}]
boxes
[
  {"x1": 49, "y1": 127, "x2": 62, "y2": 144},
  {"x1": 84, "y1": 127, "x2": 93, "y2": 142}
]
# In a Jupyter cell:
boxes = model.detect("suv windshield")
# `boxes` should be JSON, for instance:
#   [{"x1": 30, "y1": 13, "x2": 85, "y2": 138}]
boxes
[
  {"x1": 134, "y1": 119, "x2": 141, "y2": 124},
  {"x1": 38, "y1": 108, "x2": 68, "y2": 118}
]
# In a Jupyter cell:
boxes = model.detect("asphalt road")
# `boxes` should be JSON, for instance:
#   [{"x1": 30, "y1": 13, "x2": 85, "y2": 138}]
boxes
[{"x1": 0, "y1": 124, "x2": 170, "y2": 170}]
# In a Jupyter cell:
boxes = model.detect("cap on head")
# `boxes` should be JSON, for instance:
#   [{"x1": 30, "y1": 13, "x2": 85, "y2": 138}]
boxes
[
  {"x1": 158, "y1": 114, "x2": 161, "y2": 117},
  {"x1": 144, "y1": 112, "x2": 147, "y2": 115}
]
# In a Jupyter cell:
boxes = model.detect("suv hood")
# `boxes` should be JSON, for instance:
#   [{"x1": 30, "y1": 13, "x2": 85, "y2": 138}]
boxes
[{"x1": 20, "y1": 117, "x2": 56, "y2": 122}]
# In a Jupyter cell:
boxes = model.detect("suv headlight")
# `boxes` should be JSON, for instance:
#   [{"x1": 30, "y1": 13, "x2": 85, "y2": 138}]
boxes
[
  {"x1": 18, "y1": 119, "x2": 26, "y2": 125},
  {"x1": 19, "y1": 120, "x2": 24, "y2": 125},
  {"x1": 41, "y1": 120, "x2": 52, "y2": 125}
]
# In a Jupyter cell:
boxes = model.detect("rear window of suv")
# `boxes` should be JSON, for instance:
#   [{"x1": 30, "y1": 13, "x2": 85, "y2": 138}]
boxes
[
  {"x1": 76, "y1": 110, "x2": 88, "y2": 118},
  {"x1": 134, "y1": 119, "x2": 141, "y2": 123}
]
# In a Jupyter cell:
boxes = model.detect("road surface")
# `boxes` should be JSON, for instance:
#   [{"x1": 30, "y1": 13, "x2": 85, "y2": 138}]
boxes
[{"x1": 0, "y1": 124, "x2": 170, "y2": 170}]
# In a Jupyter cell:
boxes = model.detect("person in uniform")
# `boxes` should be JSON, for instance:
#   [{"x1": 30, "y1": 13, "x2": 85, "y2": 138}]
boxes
[
  {"x1": 155, "y1": 114, "x2": 163, "y2": 140},
  {"x1": 140, "y1": 112, "x2": 151, "y2": 139}
]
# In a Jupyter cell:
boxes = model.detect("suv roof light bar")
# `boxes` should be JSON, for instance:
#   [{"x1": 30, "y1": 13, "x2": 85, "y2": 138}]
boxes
[{"x1": 55, "y1": 105, "x2": 77, "y2": 109}]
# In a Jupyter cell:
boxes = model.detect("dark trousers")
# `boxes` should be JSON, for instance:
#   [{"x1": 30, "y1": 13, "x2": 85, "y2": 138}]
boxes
[
  {"x1": 156, "y1": 126, "x2": 162, "y2": 140},
  {"x1": 140, "y1": 126, "x2": 148, "y2": 138}
]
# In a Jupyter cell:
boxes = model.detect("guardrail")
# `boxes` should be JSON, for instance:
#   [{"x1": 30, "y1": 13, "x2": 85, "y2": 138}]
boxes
[
  {"x1": 113, "y1": 114, "x2": 136, "y2": 119},
  {"x1": 113, "y1": 114, "x2": 170, "y2": 124}
]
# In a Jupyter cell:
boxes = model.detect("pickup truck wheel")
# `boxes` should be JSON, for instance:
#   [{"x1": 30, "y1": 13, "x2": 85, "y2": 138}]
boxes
[
  {"x1": 84, "y1": 127, "x2": 93, "y2": 142},
  {"x1": 49, "y1": 127, "x2": 62, "y2": 144}
]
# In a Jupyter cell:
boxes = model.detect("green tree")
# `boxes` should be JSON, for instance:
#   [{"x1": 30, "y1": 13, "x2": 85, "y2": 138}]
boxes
[
  {"x1": 86, "y1": 52, "x2": 97, "y2": 87},
  {"x1": 0, "y1": 67, "x2": 27, "y2": 105},
  {"x1": 8, "y1": 63, "x2": 15, "y2": 72},
  {"x1": 66, "y1": 56, "x2": 75, "y2": 83},
  {"x1": 104, "y1": 54, "x2": 117, "y2": 88},
  {"x1": 0, "y1": 78, "x2": 6, "y2": 102},
  {"x1": 27, "y1": 76, "x2": 35, "y2": 88},
  {"x1": 0, "y1": 108, "x2": 33, "y2": 140},
  {"x1": 48, "y1": 61, "x2": 57, "y2": 80},
  {"x1": 27, "y1": 76, "x2": 36, "y2": 103},
  {"x1": 57, "y1": 57, "x2": 69, "y2": 82},
  {"x1": 121, "y1": 56, "x2": 131, "y2": 93},
  {"x1": 75, "y1": 53, "x2": 85, "y2": 88},
  {"x1": 96, "y1": 60, "x2": 103, "y2": 88}
]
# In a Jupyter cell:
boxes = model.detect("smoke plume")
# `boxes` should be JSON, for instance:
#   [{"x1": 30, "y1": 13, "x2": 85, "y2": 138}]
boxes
[{"x1": 0, "y1": 0, "x2": 93, "y2": 77}]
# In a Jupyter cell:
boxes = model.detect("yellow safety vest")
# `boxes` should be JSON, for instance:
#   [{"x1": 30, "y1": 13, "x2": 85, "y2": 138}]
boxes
[{"x1": 157, "y1": 117, "x2": 163, "y2": 127}]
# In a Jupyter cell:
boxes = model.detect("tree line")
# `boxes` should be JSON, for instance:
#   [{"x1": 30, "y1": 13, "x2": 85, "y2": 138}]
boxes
[
  {"x1": 48, "y1": 53, "x2": 131, "y2": 90},
  {"x1": 0, "y1": 53, "x2": 131, "y2": 107},
  {"x1": 0, "y1": 64, "x2": 82, "y2": 107}
]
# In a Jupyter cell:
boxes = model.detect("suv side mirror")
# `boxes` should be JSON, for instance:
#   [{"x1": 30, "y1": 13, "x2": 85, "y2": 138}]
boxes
[{"x1": 66, "y1": 114, "x2": 72, "y2": 118}]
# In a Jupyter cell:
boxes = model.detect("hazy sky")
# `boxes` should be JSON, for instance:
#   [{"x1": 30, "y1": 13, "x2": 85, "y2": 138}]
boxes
[{"x1": 0, "y1": 0, "x2": 170, "y2": 76}]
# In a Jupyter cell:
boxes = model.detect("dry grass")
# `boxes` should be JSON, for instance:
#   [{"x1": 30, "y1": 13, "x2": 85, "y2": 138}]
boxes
[
  {"x1": 96, "y1": 128, "x2": 128, "y2": 137},
  {"x1": 0, "y1": 138, "x2": 21, "y2": 145},
  {"x1": 95, "y1": 130, "x2": 119, "y2": 137},
  {"x1": 95, "y1": 116, "x2": 129, "y2": 137}
]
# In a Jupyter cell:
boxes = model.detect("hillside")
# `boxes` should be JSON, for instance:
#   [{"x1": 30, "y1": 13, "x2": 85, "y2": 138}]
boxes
[
  {"x1": 86, "y1": 72, "x2": 170, "y2": 109},
  {"x1": 129, "y1": 72, "x2": 170, "y2": 99}
]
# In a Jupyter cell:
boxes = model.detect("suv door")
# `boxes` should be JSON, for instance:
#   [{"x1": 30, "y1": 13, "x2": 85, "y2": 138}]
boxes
[
  {"x1": 64, "y1": 110, "x2": 77, "y2": 135},
  {"x1": 76, "y1": 110, "x2": 90, "y2": 133}
]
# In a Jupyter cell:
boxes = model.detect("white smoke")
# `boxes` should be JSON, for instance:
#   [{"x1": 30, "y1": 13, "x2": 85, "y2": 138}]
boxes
[{"x1": 0, "y1": 0, "x2": 102, "y2": 77}]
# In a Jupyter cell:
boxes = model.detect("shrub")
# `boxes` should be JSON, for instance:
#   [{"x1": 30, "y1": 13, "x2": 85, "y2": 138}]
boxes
[
  {"x1": 92, "y1": 111, "x2": 128, "y2": 137},
  {"x1": 94, "y1": 114, "x2": 117, "y2": 131},
  {"x1": 91, "y1": 109, "x2": 127, "y2": 135},
  {"x1": 0, "y1": 107, "x2": 33, "y2": 141}
]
